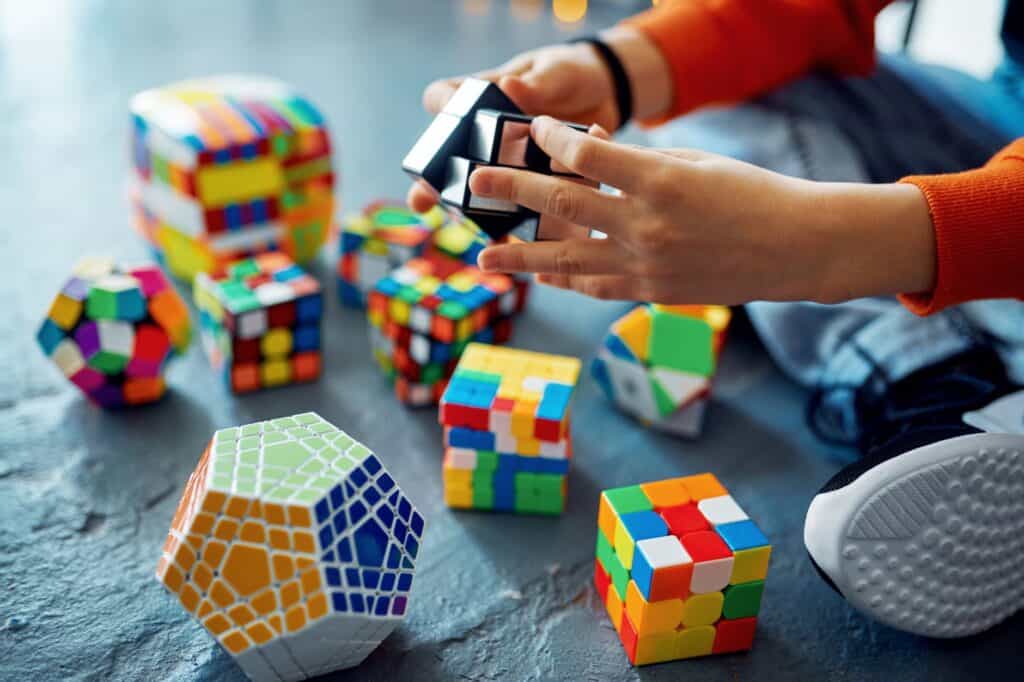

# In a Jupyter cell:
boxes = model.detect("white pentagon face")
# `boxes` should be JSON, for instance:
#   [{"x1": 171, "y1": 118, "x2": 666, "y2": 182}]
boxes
[{"x1": 156, "y1": 413, "x2": 424, "y2": 680}]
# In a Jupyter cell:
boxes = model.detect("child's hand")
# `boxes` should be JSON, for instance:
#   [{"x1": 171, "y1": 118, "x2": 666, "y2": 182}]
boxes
[{"x1": 472, "y1": 116, "x2": 936, "y2": 305}]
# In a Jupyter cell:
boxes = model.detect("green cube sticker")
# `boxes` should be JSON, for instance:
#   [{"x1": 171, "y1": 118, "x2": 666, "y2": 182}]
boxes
[
  {"x1": 723, "y1": 580, "x2": 764, "y2": 619},
  {"x1": 649, "y1": 310, "x2": 714, "y2": 376},
  {"x1": 604, "y1": 485, "x2": 653, "y2": 515}
]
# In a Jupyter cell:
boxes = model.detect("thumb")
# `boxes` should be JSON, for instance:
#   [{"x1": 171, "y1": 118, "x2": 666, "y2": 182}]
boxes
[{"x1": 499, "y1": 67, "x2": 576, "y2": 114}]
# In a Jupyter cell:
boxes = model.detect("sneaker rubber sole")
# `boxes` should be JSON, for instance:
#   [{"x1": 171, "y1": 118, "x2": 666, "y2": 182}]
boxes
[{"x1": 804, "y1": 433, "x2": 1024, "y2": 638}]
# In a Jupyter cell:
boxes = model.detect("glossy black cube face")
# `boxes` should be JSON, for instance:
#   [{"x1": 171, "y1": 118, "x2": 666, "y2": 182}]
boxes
[{"x1": 401, "y1": 78, "x2": 593, "y2": 242}]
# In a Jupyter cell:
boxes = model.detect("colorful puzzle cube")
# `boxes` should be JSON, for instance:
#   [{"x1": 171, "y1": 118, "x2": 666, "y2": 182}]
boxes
[
  {"x1": 367, "y1": 253, "x2": 528, "y2": 406},
  {"x1": 130, "y1": 75, "x2": 335, "y2": 281},
  {"x1": 439, "y1": 344, "x2": 581, "y2": 514},
  {"x1": 595, "y1": 474, "x2": 770, "y2": 665},
  {"x1": 337, "y1": 200, "x2": 446, "y2": 308},
  {"x1": 591, "y1": 305, "x2": 731, "y2": 438},
  {"x1": 195, "y1": 253, "x2": 322, "y2": 393},
  {"x1": 157, "y1": 413, "x2": 424, "y2": 680},
  {"x1": 35, "y1": 257, "x2": 191, "y2": 408}
]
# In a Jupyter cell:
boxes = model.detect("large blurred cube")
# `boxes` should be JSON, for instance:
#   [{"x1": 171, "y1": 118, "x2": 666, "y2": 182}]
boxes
[
  {"x1": 157, "y1": 413, "x2": 424, "y2": 680},
  {"x1": 439, "y1": 344, "x2": 581, "y2": 514},
  {"x1": 591, "y1": 305, "x2": 731, "y2": 438},
  {"x1": 595, "y1": 474, "x2": 770, "y2": 665},
  {"x1": 367, "y1": 253, "x2": 527, "y2": 406},
  {"x1": 35, "y1": 257, "x2": 191, "y2": 408},
  {"x1": 195, "y1": 253, "x2": 322, "y2": 393},
  {"x1": 130, "y1": 75, "x2": 335, "y2": 280}
]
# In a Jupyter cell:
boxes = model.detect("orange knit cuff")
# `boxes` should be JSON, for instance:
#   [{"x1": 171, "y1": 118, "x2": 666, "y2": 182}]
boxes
[{"x1": 898, "y1": 149, "x2": 1024, "y2": 315}]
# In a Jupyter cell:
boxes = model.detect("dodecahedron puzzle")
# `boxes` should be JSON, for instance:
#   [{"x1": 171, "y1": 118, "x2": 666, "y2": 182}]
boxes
[
  {"x1": 596, "y1": 474, "x2": 770, "y2": 665},
  {"x1": 367, "y1": 253, "x2": 528, "y2": 407},
  {"x1": 195, "y1": 252, "x2": 322, "y2": 393},
  {"x1": 157, "y1": 412, "x2": 424, "y2": 681},
  {"x1": 402, "y1": 78, "x2": 592, "y2": 242},
  {"x1": 337, "y1": 200, "x2": 446, "y2": 308},
  {"x1": 591, "y1": 305, "x2": 731, "y2": 438},
  {"x1": 35, "y1": 257, "x2": 191, "y2": 408},
  {"x1": 439, "y1": 343, "x2": 581, "y2": 515},
  {"x1": 131, "y1": 75, "x2": 335, "y2": 280}
]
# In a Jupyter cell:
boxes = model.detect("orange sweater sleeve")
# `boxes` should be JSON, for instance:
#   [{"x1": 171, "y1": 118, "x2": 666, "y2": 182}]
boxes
[
  {"x1": 622, "y1": 0, "x2": 890, "y2": 121},
  {"x1": 898, "y1": 139, "x2": 1024, "y2": 314}
]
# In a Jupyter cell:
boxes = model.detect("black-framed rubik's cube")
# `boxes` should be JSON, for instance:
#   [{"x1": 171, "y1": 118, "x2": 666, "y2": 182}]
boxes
[
  {"x1": 367, "y1": 252, "x2": 528, "y2": 407},
  {"x1": 439, "y1": 343, "x2": 581, "y2": 515},
  {"x1": 596, "y1": 474, "x2": 770, "y2": 665},
  {"x1": 402, "y1": 78, "x2": 593, "y2": 242},
  {"x1": 195, "y1": 252, "x2": 323, "y2": 393}
]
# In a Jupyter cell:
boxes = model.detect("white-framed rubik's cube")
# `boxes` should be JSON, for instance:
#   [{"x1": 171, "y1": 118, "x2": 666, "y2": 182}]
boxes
[
  {"x1": 195, "y1": 252, "x2": 322, "y2": 393},
  {"x1": 592, "y1": 305, "x2": 731, "y2": 438},
  {"x1": 130, "y1": 75, "x2": 334, "y2": 281},
  {"x1": 157, "y1": 413, "x2": 424, "y2": 681},
  {"x1": 367, "y1": 252, "x2": 528, "y2": 406},
  {"x1": 439, "y1": 344, "x2": 580, "y2": 515},
  {"x1": 596, "y1": 474, "x2": 770, "y2": 665},
  {"x1": 35, "y1": 257, "x2": 191, "y2": 408},
  {"x1": 402, "y1": 78, "x2": 594, "y2": 242}
]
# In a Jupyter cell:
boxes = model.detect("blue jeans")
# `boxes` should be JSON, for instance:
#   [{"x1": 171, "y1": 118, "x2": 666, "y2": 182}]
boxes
[{"x1": 649, "y1": 54, "x2": 1024, "y2": 445}]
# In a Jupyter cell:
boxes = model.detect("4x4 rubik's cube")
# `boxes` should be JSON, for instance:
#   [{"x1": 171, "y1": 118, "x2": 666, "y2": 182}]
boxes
[
  {"x1": 131, "y1": 75, "x2": 334, "y2": 281},
  {"x1": 596, "y1": 474, "x2": 770, "y2": 665},
  {"x1": 157, "y1": 413, "x2": 424, "y2": 681},
  {"x1": 35, "y1": 257, "x2": 191, "y2": 408},
  {"x1": 337, "y1": 201, "x2": 445, "y2": 308},
  {"x1": 592, "y1": 305, "x2": 731, "y2": 438},
  {"x1": 439, "y1": 344, "x2": 581, "y2": 515},
  {"x1": 367, "y1": 253, "x2": 527, "y2": 406},
  {"x1": 195, "y1": 253, "x2": 322, "y2": 393}
]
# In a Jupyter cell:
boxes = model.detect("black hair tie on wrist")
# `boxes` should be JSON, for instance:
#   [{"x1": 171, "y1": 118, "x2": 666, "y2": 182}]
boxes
[{"x1": 570, "y1": 36, "x2": 633, "y2": 130}]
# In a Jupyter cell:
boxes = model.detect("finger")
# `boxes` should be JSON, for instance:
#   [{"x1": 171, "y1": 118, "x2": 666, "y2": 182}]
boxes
[
  {"x1": 536, "y1": 274, "x2": 639, "y2": 301},
  {"x1": 533, "y1": 214, "x2": 591, "y2": 241},
  {"x1": 407, "y1": 180, "x2": 439, "y2": 213},
  {"x1": 651, "y1": 147, "x2": 720, "y2": 163},
  {"x1": 478, "y1": 239, "x2": 624, "y2": 276},
  {"x1": 422, "y1": 58, "x2": 533, "y2": 114},
  {"x1": 468, "y1": 166, "x2": 628, "y2": 235},
  {"x1": 530, "y1": 116, "x2": 659, "y2": 193}
]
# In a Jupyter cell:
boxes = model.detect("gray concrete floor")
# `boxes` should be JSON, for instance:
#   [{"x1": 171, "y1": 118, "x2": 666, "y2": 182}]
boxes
[{"x1": 1, "y1": 1, "x2": 1021, "y2": 680}]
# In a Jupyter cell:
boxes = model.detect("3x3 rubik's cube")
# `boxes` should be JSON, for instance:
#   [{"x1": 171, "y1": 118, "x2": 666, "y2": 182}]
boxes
[
  {"x1": 596, "y1": 474, "x2": 770, "y2": 665},
  {"x1": 367, "y1": 252, "x2": 527, "y2": 406},
  {"x1": 439, "y1": 344, "x2": 580, "y2": 515},
  {"x1": 35, "y1": 257, "x2": 191, "y2": 408},
  {"x1": 592, "y1": 305, "x2": 731, "y2": 438},
  {"x1": 403, "y1": 78, "x2": 593, "y2": 242},
  {"x1": 195, "y1": 252, "x2": 323, "y2": 393},
  {"x1": 131, "y1": 75, "x2": 334, "y2": 280}
]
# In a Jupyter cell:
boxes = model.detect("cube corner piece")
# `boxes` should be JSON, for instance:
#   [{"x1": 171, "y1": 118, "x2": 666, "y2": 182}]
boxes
[
  {"x1": 594, "y1": 473, "x2": 769, "y2": 666},
  {"x1": 156, "y1": 413, "x2": 424, "y2": 680}
]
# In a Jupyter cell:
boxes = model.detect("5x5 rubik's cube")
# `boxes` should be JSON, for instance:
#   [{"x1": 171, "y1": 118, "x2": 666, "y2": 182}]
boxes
[
  {"x1": 596, "y1": 474, "x2": 770, "y2": 665},
  {"x1": 592, "y1": 305, "x2": 731, "y2": 438},
  {"x1": 36, "y1": 257, "x2": 191, "y2": 408},
  {"x1": 367, "y1": 253, "x2": 527, "y2": 406},
  {"x1": 439, "y1": 344, "x2": 581, "y2": 515},
  {"x1": 131, "y1": 75, "x2": 334, "y2": 281},
  {"x1": 195, "y1": 253, "x2": 322, "y2": 393}
]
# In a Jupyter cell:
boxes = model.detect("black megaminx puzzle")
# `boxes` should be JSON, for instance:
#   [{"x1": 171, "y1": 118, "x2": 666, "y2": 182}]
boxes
[{"x1": 402, "y1": 78, "x2": 593, "y2": 242}]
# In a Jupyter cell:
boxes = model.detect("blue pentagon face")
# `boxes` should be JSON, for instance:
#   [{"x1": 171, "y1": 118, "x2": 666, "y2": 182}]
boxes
[{"x1": 312, "y1": 449, "x2": 426, "y2": 621}]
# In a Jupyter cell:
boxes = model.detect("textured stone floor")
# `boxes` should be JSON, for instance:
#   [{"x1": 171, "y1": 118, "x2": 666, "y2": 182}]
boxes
[{"x1": 1, "y1": 1, "x2": 1021, "y2": 680}]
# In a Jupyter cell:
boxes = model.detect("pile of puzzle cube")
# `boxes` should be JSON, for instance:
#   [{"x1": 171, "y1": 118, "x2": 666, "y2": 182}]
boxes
[
  {"x1": 592, "y1": 305, "x2": 731, "y2": 437},
  {"x1": 439, "y1": 344, "x2": 580, "y2": 514},
  {"x1": 157, "y1": 412, "x2": 424, "y2": 679},
  {"x1": 130, "y1": 75, "x2": 334, "y2": 281},
  {"x1": 195, "y1": 252, "x2": 323, "y2": 393},
  {"x1": 35, "y1": 257, "x2": 191, "y2": 408},
  {"x1": 595, "y1": 474, "x2": 770, "y2": 665}
]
